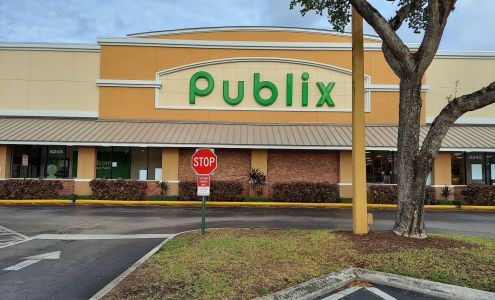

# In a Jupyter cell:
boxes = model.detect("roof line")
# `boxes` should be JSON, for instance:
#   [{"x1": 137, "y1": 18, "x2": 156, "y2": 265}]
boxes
[
  {"x1": 0, "y1": 42, "x2": 100, "y2": 52},
  {"x1": 126, "y1": 26, "x2": 383, "y2": 41}
]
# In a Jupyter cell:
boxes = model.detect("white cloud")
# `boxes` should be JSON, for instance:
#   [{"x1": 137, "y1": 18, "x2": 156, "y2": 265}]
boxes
[{"x1": 0, "y1": 0, "x2": 493, "y2": 50}]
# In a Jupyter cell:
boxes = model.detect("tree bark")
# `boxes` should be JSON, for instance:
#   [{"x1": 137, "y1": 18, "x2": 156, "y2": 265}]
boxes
[{"x1": 392, "y1": 76, "x2": 429, "y2": 238}]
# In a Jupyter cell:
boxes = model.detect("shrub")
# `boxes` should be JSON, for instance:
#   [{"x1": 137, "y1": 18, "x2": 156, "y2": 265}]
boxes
[
  {"x1": 89, "y1": 179, "x2": 147, "y2": 200},
  {"x1": 158, "y1": 182, "x2": 169, "y2": 195},
  {"x1": 272, "y1": 182, "x2": 338, "y2": 203},
  {"x1": 367, "y1": 184, "x2": 397, "y2": 204},
  {"x1": 441, "y1": 185, "x2": 452, "y2": 199},
  {"x1": 249, "y1": 168, "x2": 267, "y2": 197},
  {"x1": 460, "y1": 184, "x2": 495, "y2": 206},
  {"x1": 178, "y1": 181, "x2": 244, "y2": 201},
  {"x1": 424, "y1": 186, "x2": 436, "y2": 205},
  {"x1": 57, "y1": 194, "x2": 94, "y2": 200},
  {"x1": 0, "y1": 179, "x2": 63, "y2": 199}
]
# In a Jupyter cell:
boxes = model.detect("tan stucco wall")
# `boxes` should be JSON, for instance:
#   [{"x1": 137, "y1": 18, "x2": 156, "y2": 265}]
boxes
[
  {"x1": 144, "y1": 30, "x2": 381, "y2": 43},
  {"x1": 162, "y1": 148, "x2": 179, "y2": 195},
  {"x1": 433, "y1": 152, "x2": 452, "y2": 185},
  {"x1": 0, "y1": 145, "x2": 10, "y2": 179},
  {"x1": 77, "y1": 147, "x2": 96, "y2": 179},
  {"x1": 99, "y1": 41, "x2": 416, "y2": 124},
  {"x1": 426, "y1": 58, "x2": 495, "y2": 122},
  {"x1": 0, "y1": 50, "x2": 99, "y2": 116},
  {"x1": 251, "y1": 149, "x2": 268, "y2": 197}
]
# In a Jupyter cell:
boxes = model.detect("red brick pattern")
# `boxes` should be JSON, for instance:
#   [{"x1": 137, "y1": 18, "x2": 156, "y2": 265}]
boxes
[
  {"x1": 267, "y1": 150, "x2": 339, "y2": 188},
  {"x1": 179, "y1": 148, "x2": 251, "y2": 195}
]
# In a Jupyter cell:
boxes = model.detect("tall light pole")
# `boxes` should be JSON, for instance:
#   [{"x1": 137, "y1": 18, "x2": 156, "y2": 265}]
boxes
[{"x1": 352, "y1": 7, "x2": 369, "y2": 234}]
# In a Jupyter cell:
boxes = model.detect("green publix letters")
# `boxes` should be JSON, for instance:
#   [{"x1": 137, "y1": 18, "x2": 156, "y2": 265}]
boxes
[{"x1": 189, "y1": 71, "x2": 336, "y2": 107}]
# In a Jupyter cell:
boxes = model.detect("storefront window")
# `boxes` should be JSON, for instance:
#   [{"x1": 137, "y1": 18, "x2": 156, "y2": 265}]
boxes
[
  {"x1": 366, "y1": 151, "x2": 395, "y2": 184},
  {"x1": 11, "y1": 145, "x2": 41, "y2": 178},
  {"x1": 129, "y1": 148, "x2": 163, "y2": 180},
  {"x1": 45, "y1": 146, "x2": 68, "y2": 178},
  {"x1": 466, "y1": 153, "x2": 486, "y2": 184},
  {"x1": 96, "y1": 147, "x2": 131, "y2": 179},
  {"x1": 451, "y1": 152, "x2": 465, "y2": 185}
]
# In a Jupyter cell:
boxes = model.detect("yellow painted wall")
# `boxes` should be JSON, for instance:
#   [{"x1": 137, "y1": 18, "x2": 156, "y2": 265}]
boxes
[
  {"x1": 142, "y1": 30, "x2": 382, "y2": 43},
  {"x1": 77, "y1": 147, "x2": 96, "y2": 179},
  {"x1": 426, "y1": 58, "x2": 495, "y2": 122},
  {"x1": 162, "y1": 148, "x2": 179, "y2": 195},
  {"x1": 99, "y1": 41, "x2": 407, "y2": 123},
  {"x1": 250, "y1": 149, "x2": 268, "y2": 197},
  {"x1": 433, "y1": 152, "x2": 452, "y2": 185},
  {"x1": 0, "y1": 50, "x2": 99, "y2": 115},
  {"x1": 339, "y1": 151, "x2": 353, "y2": 198},
  {"x1": 0, "y1": 145, "x2": 10, "y2": 179}
]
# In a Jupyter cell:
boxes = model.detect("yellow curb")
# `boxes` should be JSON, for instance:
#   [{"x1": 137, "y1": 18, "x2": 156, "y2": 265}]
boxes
[
  {"x1": 0, "y1": 199, "x2": 494, "y2": 210},
  {"x1": 0, "y1": 199, "x2": 72, "y2": 204}
]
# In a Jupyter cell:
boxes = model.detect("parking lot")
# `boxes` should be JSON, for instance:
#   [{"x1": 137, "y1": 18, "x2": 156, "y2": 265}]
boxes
[{"x1": 0, "y1": 205, "x2": 493, "y2": 299}]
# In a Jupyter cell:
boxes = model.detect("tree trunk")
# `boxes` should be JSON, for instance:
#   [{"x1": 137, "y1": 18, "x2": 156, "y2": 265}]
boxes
[{"x1": 392, "y1": 77, "x2": 429, "y2": 238}]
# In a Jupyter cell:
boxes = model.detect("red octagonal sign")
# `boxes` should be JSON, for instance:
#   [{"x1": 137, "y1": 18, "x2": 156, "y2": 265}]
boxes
[{"x1": 191, "y1": 148, "x2": 217, "y2": 175}]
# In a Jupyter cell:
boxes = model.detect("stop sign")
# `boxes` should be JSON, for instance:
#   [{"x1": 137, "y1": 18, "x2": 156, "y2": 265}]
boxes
[{"x1": 191, "y1": 148, "x2": 217, "y2": 175}]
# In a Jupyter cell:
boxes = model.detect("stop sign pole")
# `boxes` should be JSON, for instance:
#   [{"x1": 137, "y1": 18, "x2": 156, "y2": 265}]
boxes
[{"x1": 191, "y1": 148, "x2": 217, "y2": 234}]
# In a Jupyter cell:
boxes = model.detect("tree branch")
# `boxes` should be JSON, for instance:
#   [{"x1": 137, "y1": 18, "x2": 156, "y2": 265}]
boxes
[
  {"x1": 350, "y1": 0, "x2": 415, "y2": 73},
  {"x1": 389, "y1": 0, "x2": 423, "y2": 31},
  {"x1": 415, "y1": 0, "x2": 456, "y2": 75},
  {"x1": 421, "y1": 81, "x2": 495, "y2": 159}
]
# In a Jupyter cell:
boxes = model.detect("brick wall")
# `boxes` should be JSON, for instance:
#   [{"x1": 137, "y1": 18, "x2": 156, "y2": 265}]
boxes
[
  {"x1": 267, "y1": 150, "x2": 339, "y2": 196},
  {"x1": 178, "y1": 148, "x2": 251, "y2": 195}
]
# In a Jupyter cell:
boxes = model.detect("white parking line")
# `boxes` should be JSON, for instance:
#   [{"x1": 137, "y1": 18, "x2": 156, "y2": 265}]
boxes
[
  {"x1": 0, "y1": 225, "x2": 28, "y2": 239},
  {"x1": 33, "y1": 234, "x2": 174, "y2": 240},
  {"x1": 322, "y1": 287, "x2": 362, "y2": 300},
  {"x1": 366, "y1": 287, "x2": 397, "y2": 300}
]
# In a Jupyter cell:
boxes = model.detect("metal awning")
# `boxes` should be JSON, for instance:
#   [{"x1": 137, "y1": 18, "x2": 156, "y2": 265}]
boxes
[{"x1": 0, "y1": 117, "x2": 494, "y2": 151}]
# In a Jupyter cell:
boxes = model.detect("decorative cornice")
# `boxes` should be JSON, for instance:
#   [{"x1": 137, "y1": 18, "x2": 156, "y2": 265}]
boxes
[
  {"x1": 0, "y1": 42, "x2": 100, "y2": 52},
  {"x1": 96, "y1": 79, "x2": 162, "y2": 88}
]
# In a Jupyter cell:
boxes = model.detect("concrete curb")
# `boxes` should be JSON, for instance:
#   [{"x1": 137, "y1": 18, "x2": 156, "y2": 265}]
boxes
[
  {"x1": 256, "y1": 268, "x2": 356, "y2": 300},
  {"x1": 259, "y1": 268, "x2": 495, "y2": 300},
  {"x1": 0, "y1": 199, "x2": 494, "y2": 210}
]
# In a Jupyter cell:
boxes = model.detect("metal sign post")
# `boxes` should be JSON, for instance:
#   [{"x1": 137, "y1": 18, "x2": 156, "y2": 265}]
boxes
[{"x1": 191, "y1": 148, "x2": 217, "y2": 234}]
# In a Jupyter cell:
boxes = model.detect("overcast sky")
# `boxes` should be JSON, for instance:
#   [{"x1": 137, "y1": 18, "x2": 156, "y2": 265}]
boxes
[{"x1": 0, "y1": 0, "x2": 493, "y2": 51}]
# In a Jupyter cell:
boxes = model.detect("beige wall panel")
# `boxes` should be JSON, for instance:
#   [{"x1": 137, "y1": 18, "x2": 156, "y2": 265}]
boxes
[
  {"x1": 158, "y1": 61, "x2": 353, "y2": 111},
  {"x1": 100, "y1": 46, "x2": 157, "y2": 80},
  {"x1": 426, "y1": 58, "x2": 495, "y2": 121},
  {"x1": 149, "y1": 30, "x2": 381, "y2": 43},
  {"x1": 0, "y1": 80, "x2": 29, "y2": 109},
  {"x1": 28, "y1": 81, "x2": 98, "y2": 111},
  {"x1": 0, "y1": 145, "x2": 10, "y2": 179},
  {"x1": 0, "y1": 51, "x2": 30, "y2": 79},
  {"x1": 0, "y1": 50, "x2": 99, "y2": 115},
  {"x1": 28, "y1": 51, "x2": 99, "y2": 81}
]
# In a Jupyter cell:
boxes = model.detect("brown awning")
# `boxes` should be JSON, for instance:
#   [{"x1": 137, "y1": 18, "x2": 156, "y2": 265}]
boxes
[{"x1": 0, "y1": 117, "x2": 494, "y2": 151}]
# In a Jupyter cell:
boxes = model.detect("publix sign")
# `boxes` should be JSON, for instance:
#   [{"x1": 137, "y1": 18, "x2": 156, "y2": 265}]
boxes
[{"x1": 189, "y1": 71, "x2": 336, "y2": 107}]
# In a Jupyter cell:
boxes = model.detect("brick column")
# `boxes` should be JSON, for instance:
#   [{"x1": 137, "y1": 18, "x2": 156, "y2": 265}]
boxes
[
  {"x1": 250, "y1": 149, "x2": 268, "y2": 197},
  {"x1": 162, "y1": 148, "x2": 179, "y2": 196},
  {"x1": 0, "y1": 145, "x2": 10, "y2": 179}
]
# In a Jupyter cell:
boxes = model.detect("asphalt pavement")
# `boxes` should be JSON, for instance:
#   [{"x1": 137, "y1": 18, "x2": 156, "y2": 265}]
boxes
[{"x1": 0, "y1": 204, "x2": 493, "y2": 299}]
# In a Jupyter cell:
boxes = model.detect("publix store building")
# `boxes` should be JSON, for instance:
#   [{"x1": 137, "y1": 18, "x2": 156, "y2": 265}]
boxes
[{"x1": 0, "y1": 26, "x2": 494, "y2": 198}]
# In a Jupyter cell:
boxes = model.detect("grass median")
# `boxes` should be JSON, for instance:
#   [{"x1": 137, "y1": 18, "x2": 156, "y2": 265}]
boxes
[{"x1": 105, "y1": 229, "x2": 495, "y2": 299}]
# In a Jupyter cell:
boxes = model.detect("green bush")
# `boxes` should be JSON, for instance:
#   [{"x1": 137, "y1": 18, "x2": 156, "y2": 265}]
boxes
[
  {"x1": 424, "y1": 186, "x2": 436, "y2": 205},
  {"x1": 89, "y1": 179, "x2": 147, "y2": 200},
  {"x1": 367, "y1": 185, "x2": 397, "y2": 204},
  {"x1": 272, "y1": 182, "x2": 338, "y2": 203},
  {"x1": 178, "y1": 181, "x2": 244, "y2": 201},
  {"x1": 0, "y1": 179, "x2": 63, "y2": 199},
  {"x1": 460, "y1": 184, "x2": 495, "y2": 206},
  {"x1": 242, "y1": 197, "x2": 273, "y2": 202}
]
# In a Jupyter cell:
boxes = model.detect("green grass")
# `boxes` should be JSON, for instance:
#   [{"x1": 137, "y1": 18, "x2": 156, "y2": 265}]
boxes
[{"x1": 104, "y1": 229, "x2": 495, "y2": 300}]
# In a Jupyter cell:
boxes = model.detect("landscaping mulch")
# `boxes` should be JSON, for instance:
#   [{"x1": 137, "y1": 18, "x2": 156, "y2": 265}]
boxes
[{"x1": 337, "y1": 230, "x2": 479, "y2": 255}]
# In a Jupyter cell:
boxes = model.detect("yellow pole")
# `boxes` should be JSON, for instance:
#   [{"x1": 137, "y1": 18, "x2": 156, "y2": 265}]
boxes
[{"x1": 352, "y1": 7, "x2": 369, "y2": 234}]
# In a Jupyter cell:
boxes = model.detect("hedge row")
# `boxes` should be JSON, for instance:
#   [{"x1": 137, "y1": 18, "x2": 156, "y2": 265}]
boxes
[
  {"x1": 178, "y1": 181, "x2": 244, "y2": 201},
  {"x1": 89, "y1": 179, "x2": 147, "y2": 200},
  {"x1": 461, "y1": 184, "x2": 495, "y2": 206},
  {"x1": 272, "y1": 182, "x2": 339, "y2": 202},
  {"x1": 0, "y1": 179, "x2": 63, "y2": 199},
  {"x1": 367, "y1": 185, "x2": 437, "y2": 205}
]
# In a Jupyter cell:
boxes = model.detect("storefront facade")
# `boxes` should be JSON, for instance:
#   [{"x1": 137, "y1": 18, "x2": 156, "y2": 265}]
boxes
[{"x1": 0, "y1": 27, "x2": 494, "y2": 197}]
